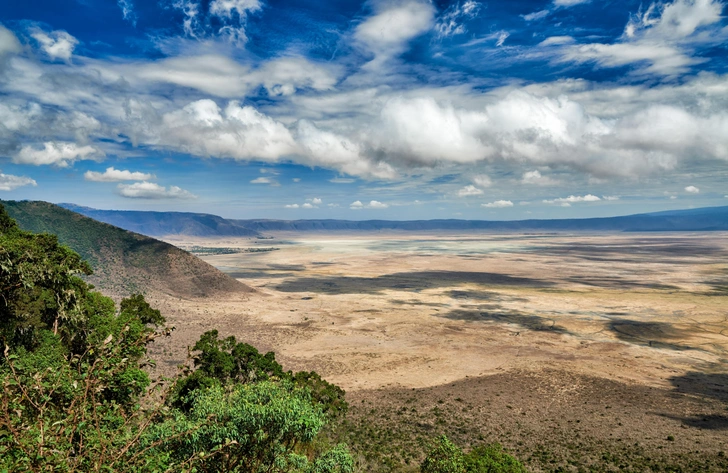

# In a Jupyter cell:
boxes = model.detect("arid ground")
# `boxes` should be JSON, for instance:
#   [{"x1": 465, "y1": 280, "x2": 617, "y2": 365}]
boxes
[{"x1": 150, "y1": 232, "x2": 728, "y2": 471}]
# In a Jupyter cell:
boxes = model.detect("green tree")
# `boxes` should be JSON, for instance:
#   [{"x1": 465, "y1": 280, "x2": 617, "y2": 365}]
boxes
[
  {"x1": 421, "y1": 436, "x2": 466, "y2": 473},
  {"x1": 0, "y1": 203, "x2": 352, "y2": 472},
  {"x1": 172, "y1": 330, "x2": 347, "y2": 418}
]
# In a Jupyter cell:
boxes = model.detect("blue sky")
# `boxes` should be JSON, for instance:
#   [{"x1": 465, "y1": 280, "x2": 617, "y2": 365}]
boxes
[{"x1": 0, "y1": 0, "x2": 727, "y2": 219}]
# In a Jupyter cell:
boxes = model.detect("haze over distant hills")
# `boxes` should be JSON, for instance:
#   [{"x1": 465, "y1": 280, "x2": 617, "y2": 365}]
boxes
[
  {"x1": 58, "y1": 203, "x2": 728, "y2": 237},
  {"x1": 4, "y1": 201, "x2": 252, "y2": 298}
]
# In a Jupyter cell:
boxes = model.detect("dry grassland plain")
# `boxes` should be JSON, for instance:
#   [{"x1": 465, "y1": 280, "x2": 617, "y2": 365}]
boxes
[{"x1": 150, "y1": 232, "x2": 728, "y2": 471}]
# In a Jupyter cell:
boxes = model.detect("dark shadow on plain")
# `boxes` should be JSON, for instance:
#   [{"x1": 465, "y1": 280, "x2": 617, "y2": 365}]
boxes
[
  {"x1": 390, "y1": 299, "x2": 451, "y2": 308},
  {"x1": 225, "y1": 271, "x2": 299, "y2": 279},
  {"x1": 668, "y1": 371, "x2": 728, "y2": 403},
  {"x1": 660, "y1": 414, "x2": 728, "y2": 430},
  {"x1": 608, "y1": 320, "x2": 693, "y2": 351},
  {"x1": 662, "y1": 371, "x2": 728, "y2": 429},
  {"x1": 440, "y1": 309, "x2": 570, "y2": 334},
  {"x1": 274, "y1": 271, "x2": 553, "y2": 295},
  {"x1": 568, "y1": 276, "x2": 679, "y2": 290}
]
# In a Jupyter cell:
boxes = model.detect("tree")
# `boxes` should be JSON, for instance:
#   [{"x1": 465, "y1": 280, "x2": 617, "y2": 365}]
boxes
[
  {"x1": 172, "y1": 330, "x2": 347, "y2": 418},
  {"x1": 421, "y1": 436, "x2": 526, "y2": 473},
  {"x1": 0, "y1": 204, "x2": 353, "y2": 472},
  {"x1": 421, "y1": 436, "x2": 466, "y2": 473}
]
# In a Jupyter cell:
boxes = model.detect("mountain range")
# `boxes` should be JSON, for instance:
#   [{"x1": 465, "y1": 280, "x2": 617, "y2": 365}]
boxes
[{"x1": 58, "y1": 203, "x2": 728, "y2": 236}]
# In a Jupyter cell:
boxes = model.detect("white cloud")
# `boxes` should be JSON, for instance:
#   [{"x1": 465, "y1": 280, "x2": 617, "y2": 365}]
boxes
[
  {"x1": 602, "y1": 195, "x2": 620, "y2": 200},
  {"x1": 495, "y1": 32, "x2": 509, "y2": 47},
  {"x1": 329, "y1": 177, "x2": 355, "y2": 184},
  {"x1": 14, "y1": 142, "x2": 102, "y2": 167},
  {"x1": 84, "y1": 167, "x2": 155, "y2": 182},
  {"x1": 554, "y1": 0, "x2": 590, "y2": 6},
  {"x1": 117, "y1": 181, "x2": 196, "y2": 199},
  {"x1": 292, "y1": 178, "x2": 301, "y2": 182},
  {"x1": 285, "y1": 203, "x2": 299, "y2": 208},
  {"x1": 472, "y1": 174, "x2": 492, "y2": 188},
  {"x1": 354, "y1": 1, "x2": 435, "y2": 65},
  {"x1": 457, "y1": 185, "x2": 483, "y2": 196},
  {"x1": 250, "y1": 177, "x2": 274, "y2": 184},
  {"x1": 435, "y1": 1, "x2": 481, "y2": 38},
  {"x1": 521, "y1": 170, "x2": 559, "y2": 185},
  {"x1": 544, "y1": 194, "x2": 601, "y2": 204},
  {"x1": 685, "y1": 185, "x2": 700, "y2": 193},
  {"x1": 0, "y1": 172, "x2": 37, "y2": 191},
  {"x1": 522, "y1": 10, "x2": 550, "y2": 21},
  {"x1": 538, "y1": 36, "x2": 575, "y2": 47},
  {"x1": 560, "y1": 0, "x2": 725, "y2": 76},
  {"x1": 482, "y1": 200, "x2": 514, "y2": 208},
  {"x1": 302, "y1": 203, "x2": 314, "y2": 209},
  {"x1": 0, "y1": 25, "x2": 22, "y2": 57},
  {"x1": 350, "y1": 200, "x2": 388, "y2": 209},
  {"x1": 117, "y1": 0, "x2": 137, "y2": 25},
  {"x1": 308, "y1": 197, "x2": 323, "y2": 205},
  {"x1": 151, "y1": 100, "x2": 298, "y2": 161},
  {"x1": 30, "y1": 29, "x2": 78, "y2": 61}
]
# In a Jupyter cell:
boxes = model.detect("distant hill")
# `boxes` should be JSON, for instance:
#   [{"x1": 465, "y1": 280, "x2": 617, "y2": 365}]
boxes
[
  {"x1": 3, "y1": 201, "x2": 252, "y2": 298},
  {"x1": 59, "y1": 204, "x2": 728, "y2": 235},
  {"x1": 59, "y1": 203, "x2": 260, "y2": 238}
]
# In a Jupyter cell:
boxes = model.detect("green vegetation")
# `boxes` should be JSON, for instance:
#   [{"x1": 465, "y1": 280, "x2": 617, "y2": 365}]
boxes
[
  {"x1": 0, "y1": 203, "x2": 352, "y2": 472},
  {"x1": 416, "y1": 435, "x2": 527, "y2": 473},
  {"x1": 185, "y1": 245, "x2": 280, "y2": 255}
]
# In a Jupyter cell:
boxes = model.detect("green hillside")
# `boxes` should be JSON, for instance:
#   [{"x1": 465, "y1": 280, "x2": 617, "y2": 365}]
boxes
[{"x1": 2, "y1": 200, "x2": 251, "y2": 298}]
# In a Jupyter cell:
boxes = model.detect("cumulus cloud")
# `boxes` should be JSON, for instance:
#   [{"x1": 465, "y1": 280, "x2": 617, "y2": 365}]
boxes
[
  {"x1": 84, "y1": 167, "x2": 155, "y2": 182},
  {"x1": 284, "y1": 203, "x2": 299, "y2": 208},
  {"x1": 30, "y1": 29, "x2": 78, "y2": 61},
  {"x1": 350, "y1": 200, "x2": 389, "y2": 209},
  {"x1": 14, "y1": 142, "x2": 103, "y2": 167},
  {"x1": 521, "y1": 170, "x2": 559, "y2": 185},
  {"x1": 0, "y1": 172, "x2": 37, "y2": 191},
  {"x1": 117, "y1": 181, "x2": 196, "y2": 199},
  {"x1": 685, "y1": 185, "x2": 700, "y2": 193},
  {"x1": 544, "y1": 194, "x2": 601, "y2": 205},
  {"x1": 435, "y1": 1, "x2": 481, "y2": 38},
  {"x1": 482, "y1": 200, "x2": 513, "y2": 208},
  {"x1": 457, "y1": 185, "x2": 483, "y2": 196},
  {"x1": 308, "y1": 197, "x2": 323, "y2": 205}
]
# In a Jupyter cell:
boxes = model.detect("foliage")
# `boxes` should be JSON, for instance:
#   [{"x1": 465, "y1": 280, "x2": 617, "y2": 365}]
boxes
[
  {"x1": 150, "y1": 381, "x2": 353, "y2": 473},
  {"x1": 172, "y1": 330, "x2": 348, "y2": 418},
  {"x1": 462, "y1": 444, "x2": 527, "y2": 473},
  {"x1": 421, "y1": 436, "x2": 465, "y2": 473},
  {"x1": 421, "y1": 436, "x2": 526, "y2": 473},
  {"x1": 0, "y1": 203, "x2": 353, "y2": 472}
]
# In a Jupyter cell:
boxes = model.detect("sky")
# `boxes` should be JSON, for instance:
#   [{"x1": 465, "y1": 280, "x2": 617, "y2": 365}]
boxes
[{"x1": 0, "y1": 0, "x2": 727, "y2": 220}]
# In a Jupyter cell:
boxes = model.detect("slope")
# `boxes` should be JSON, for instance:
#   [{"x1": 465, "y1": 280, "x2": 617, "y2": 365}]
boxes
[
  {"x1": 3, "y1": 200, "x2": 252, "y2": 298},
  {"x1": 59, "y1": 203, "x2": 260, "y2": 237}
]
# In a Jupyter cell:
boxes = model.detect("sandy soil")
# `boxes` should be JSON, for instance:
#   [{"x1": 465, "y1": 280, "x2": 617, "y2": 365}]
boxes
[{"x1": 145, "y1": 232, "x2": 728, "y2": 470}]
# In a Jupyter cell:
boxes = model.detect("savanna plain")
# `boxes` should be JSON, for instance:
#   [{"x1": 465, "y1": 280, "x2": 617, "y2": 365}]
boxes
[{"x1": 153, "y1": 232, "x2": 728, "y2": 472}]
